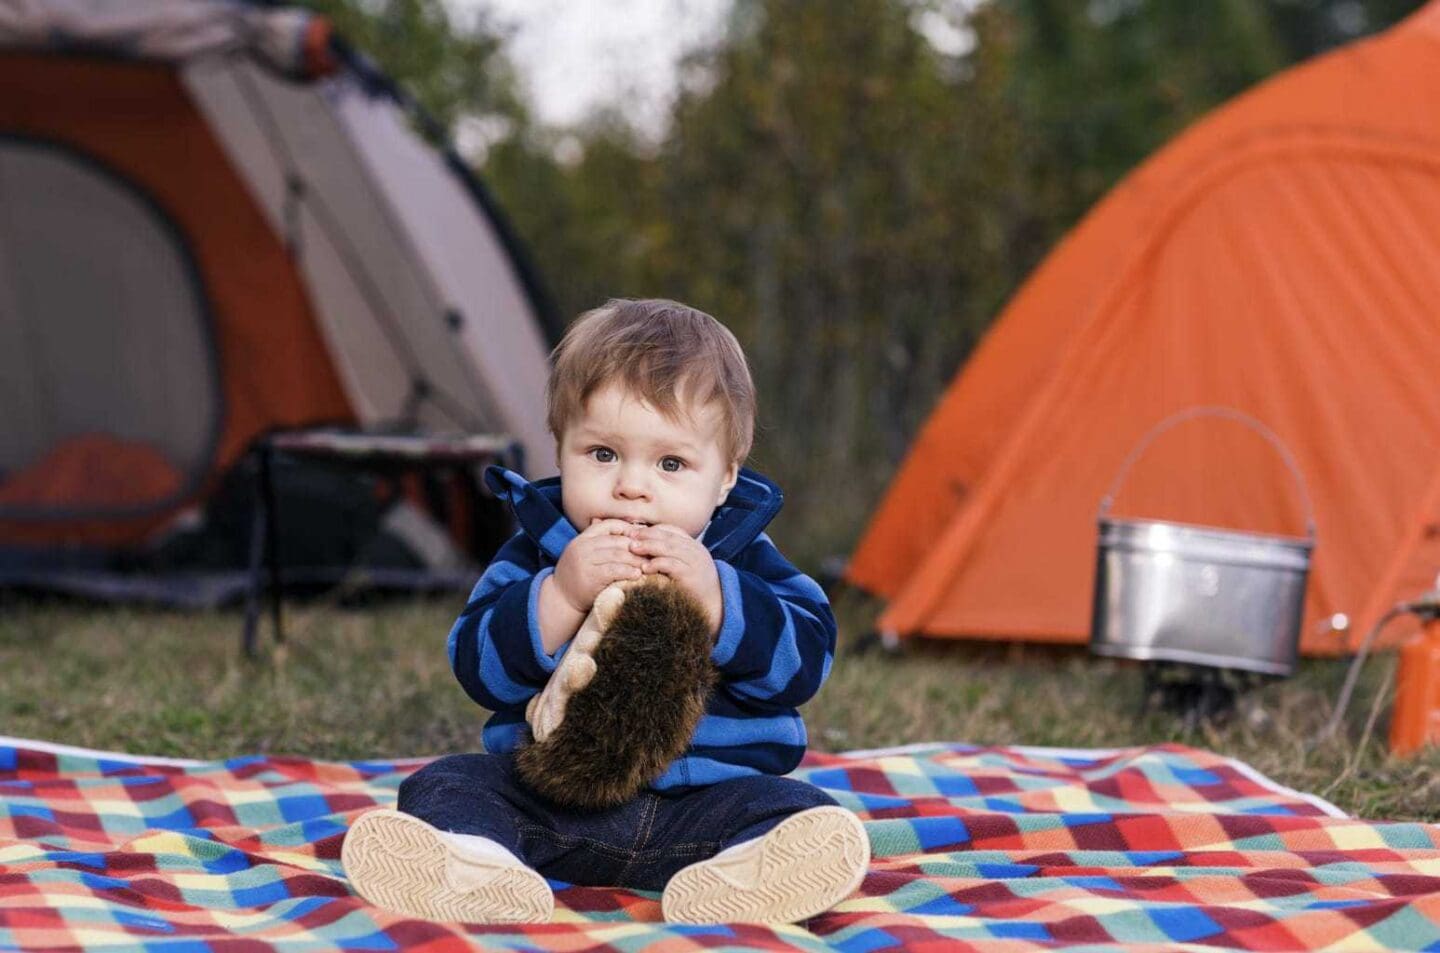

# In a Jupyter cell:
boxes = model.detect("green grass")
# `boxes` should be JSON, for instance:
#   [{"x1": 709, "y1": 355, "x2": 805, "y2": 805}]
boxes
[{"x1": 2, "y1": 591, "x2": 1436, "y2": 821}]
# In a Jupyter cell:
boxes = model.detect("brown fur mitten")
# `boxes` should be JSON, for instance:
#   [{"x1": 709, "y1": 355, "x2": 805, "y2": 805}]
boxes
[{"x1": 515, "y1": 577, "x2": 717, "y2": 811}]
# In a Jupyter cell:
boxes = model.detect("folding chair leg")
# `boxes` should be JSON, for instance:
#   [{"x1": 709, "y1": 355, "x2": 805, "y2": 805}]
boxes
[
  {"x1": 259, "y1": 444, "x2": 285, "y2": 645},
  {"x1": 242, "y1": 450, "x2": 267, "y2": 657}
]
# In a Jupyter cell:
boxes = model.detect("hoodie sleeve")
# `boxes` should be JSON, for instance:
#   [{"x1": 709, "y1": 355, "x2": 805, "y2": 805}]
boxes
[
  {"x1": 447, "y1": 531, "x2": 563, "y2": 712},
  {"x1": 710, "y1": 533, "x2": 837, "y2": 710}
]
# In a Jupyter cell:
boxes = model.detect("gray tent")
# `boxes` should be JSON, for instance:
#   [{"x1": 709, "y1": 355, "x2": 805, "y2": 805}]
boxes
[{"x1": 0, "y1": 0, "x2": 556, "y2": 600}]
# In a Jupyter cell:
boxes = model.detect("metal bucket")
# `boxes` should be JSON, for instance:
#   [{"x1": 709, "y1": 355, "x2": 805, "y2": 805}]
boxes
[{"x1": 1089, "y1": 408, "x2": 1315, "y2": 676}]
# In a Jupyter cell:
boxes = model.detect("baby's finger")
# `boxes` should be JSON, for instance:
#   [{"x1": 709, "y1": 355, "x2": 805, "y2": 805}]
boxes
[
  {"x1": 600, "y1": 561, "x2": 643, "y2": 581},
  {"x1": 628, "y1": 534, "x2": 680, "y2": 557},
  {"x1": 582, "y1": 518, "x2": 638, "y2": 537},
  {"x1": 596, "y1": 554, "x2": 646, "y2": 577},
  {"x1": 588, "y1": 538, "x2": 643, "y2": 560},
  {"x1": 642, "y1": 555, "x2": 687, "y2": 578},
  {"x1": 632, "y1": 523, "x2": 683, "y2": 540}
]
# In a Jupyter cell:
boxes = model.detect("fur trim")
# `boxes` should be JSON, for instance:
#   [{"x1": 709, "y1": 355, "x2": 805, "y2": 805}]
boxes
[{"x1": 515, "y1": 578, "x2": 718, "y2": 811}]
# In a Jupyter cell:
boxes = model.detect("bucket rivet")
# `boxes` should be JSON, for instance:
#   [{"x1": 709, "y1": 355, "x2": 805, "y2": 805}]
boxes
[{"x1": 1198, "y1": 565, "x2": 1220, "y2": 597}]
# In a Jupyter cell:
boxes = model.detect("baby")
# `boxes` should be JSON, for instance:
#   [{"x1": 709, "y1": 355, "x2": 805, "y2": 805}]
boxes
[{"x1": 341, "y1": 298, "x2": 867, "y2": 924}]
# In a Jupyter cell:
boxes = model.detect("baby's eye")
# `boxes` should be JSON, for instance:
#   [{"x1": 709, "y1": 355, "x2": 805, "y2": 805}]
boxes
[
  {"x1": 590, "y1": 447, "x2": 616, "y2": 463},
  {"x1": 659, "y1": 456, "x2": 686, "y2": 473}
]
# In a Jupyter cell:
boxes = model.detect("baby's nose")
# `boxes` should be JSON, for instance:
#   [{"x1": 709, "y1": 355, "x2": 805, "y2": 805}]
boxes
[{"x1": 614, "y1": 469, "x2": 651, "y2": 498}]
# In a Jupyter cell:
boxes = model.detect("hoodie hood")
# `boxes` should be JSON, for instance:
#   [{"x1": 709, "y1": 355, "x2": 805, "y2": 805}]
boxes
[{"x1": 483, "y1": 465, "x2": 783, "y2": 564}]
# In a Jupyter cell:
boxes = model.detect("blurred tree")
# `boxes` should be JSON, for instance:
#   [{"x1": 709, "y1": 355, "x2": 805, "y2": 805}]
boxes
[
  {"x1": 1265, "y1": 0, "x2": 1427, "y2": 60},
  {"x1": 637, "y1": 0, "x2": 1022, "y2": 562},
  {"x1": 303, "y1": 0, "x2": 527, "y2": 136},
  {"x1": 487, "y1": 118, "x2": 670, "y2": 329},
  {"x1": 481, "y1": 0, "x2": 1423, "y2": 566},
  {"x1": 299, "y1": 0, "x2": 1427, "y2": 569},
  {"x1": 1001, "y1": 0, "x2": 1287, "y2": 246}
]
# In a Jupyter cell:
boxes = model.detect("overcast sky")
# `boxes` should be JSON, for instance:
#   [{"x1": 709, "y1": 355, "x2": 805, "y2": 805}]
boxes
[
  {"x1": 443, "y1": 0, "x2": 977, "y2": 150},
  {"x1": 445, "y1": 0, "x2": 733, "y2": 132}
]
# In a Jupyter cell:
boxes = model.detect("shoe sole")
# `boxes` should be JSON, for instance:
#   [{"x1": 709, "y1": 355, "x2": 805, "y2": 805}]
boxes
[
  {"x1": 341, "y1": 808, "x2": 553, "y2": 924},
  {"x1": 661, "y1": 806, "x2": 870, "y2": 924}
]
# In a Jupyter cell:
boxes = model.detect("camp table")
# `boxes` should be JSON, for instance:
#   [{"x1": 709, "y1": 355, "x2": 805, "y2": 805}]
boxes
[{"x1": 242, "y1": 429, "x2": 521, "y2": 656}]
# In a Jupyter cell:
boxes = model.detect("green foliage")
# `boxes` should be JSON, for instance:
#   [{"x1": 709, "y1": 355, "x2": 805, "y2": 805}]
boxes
[
  {"x1": 1002, "y1": 0, "x2": 1287, "y2": 236},
  {"x1": 651, "y1": 0, "x2": 1017, "y2": 560},
  {"x1": 305, "y1": 0, "x2": 1425, "y2": 568},
  {"x1": 479, "y1": 0, "x2": 1422, "y2": 566},
  {"x1": 301, "y1": 0, "x2": 527, "y2": 135}
]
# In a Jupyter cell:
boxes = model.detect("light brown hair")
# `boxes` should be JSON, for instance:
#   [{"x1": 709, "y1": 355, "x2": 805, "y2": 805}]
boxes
[{"x1": 547, "y1": 299, "x2": 755, "y2": 463}]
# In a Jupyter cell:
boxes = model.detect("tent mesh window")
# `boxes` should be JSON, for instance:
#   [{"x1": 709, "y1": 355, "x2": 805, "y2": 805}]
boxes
[{"x1": 0, "y1": 139, "x2": 219, "y2": 520}]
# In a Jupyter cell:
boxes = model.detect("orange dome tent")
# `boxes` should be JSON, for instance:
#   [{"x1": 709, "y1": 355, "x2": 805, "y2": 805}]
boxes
[{"x1": 848, "y1": 3, "x2": 1440, "y2": 656}]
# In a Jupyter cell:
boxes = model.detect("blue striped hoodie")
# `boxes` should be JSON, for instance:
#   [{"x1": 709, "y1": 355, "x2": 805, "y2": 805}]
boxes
[{"x1": 448, "y1": 465, "x2": 837, "y2": 792}]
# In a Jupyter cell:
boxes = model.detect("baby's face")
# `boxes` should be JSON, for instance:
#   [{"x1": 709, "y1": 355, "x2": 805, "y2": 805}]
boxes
[{"x1": 558, "y1": 381, "x2": 739, "y2": 538}]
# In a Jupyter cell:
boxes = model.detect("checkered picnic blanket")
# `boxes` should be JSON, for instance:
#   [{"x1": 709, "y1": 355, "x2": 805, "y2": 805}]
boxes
[{"x1": 2, "y1": 737, "x2": 1438, "y2": 951}]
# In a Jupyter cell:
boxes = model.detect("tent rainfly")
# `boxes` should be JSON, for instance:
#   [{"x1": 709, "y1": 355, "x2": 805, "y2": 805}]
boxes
[
  {"x1": 0, "y1": 0, "x2": 557, "y2": 587},
  {"x1": 848, "y1": 2, "x2": 1440, "y2": 657}
]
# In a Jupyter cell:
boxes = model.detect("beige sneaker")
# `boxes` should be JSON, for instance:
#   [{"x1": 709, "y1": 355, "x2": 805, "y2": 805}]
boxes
[
  {"x1": 661, "y1": 806, "x2": 869, "y2": 924},
  {"x1": 341, "y1": 809, "x2": 553, "y2": 924}
]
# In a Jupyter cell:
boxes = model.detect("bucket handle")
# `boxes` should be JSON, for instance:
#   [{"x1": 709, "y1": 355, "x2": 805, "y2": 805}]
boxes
[{"x1": 1098, "y1": 405, "x2": 1317, "y2": 540}]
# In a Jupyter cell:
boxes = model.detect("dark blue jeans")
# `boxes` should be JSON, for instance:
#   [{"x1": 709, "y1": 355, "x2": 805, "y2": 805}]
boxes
[{"x1": 397, "y1": 753, "x2": 837, "y2": 892}]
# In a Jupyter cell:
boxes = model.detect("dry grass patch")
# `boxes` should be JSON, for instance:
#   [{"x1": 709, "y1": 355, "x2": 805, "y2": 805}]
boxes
[{"x1": 1, "y1": 592, "x2": 1435, "y2": 820}]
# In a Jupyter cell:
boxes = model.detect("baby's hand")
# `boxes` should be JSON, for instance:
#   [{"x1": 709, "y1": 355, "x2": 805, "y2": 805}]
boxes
[
  {"x1": 552, "y1": 518, "x2": 644, "y2": 613},
  {"x1": 629, "y1": 525, "x2": 723, "y2": 634}
]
